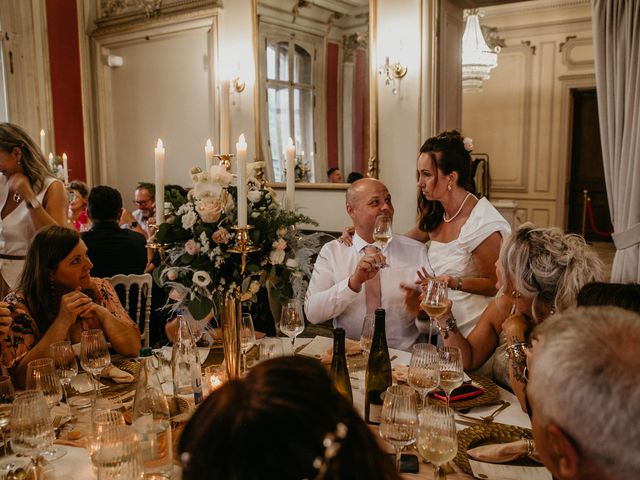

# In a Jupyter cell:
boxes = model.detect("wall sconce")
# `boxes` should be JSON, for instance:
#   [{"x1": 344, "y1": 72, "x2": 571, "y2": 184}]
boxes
[
  {"x1": 378, "y1": 56, "x2": 407, "y2": 95},
  {"x1": 232, "y1": 76, "x2": 245, "y2": 93}
]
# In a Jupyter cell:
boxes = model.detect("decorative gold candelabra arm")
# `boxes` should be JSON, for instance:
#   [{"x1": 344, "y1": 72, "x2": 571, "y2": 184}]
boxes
[
  {"x1": 228, "y1": 225, "x2": 260, "y2": 275},
  {"x1": 215, "y1": 153, "x2": 235, "y2": 171}
]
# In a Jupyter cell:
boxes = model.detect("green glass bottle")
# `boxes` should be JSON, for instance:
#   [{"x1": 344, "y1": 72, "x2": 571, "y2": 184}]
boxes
[
  {"x1": 365, "y1": 308, "x2": 392, "y2": 424},
  {"x1": 330, "y1": 328, "x2": 353, "y2": 404}
]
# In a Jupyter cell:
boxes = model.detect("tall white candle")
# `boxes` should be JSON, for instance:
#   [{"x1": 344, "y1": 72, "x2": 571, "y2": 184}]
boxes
[
  {"x1": 39, "y1": 129, "x2": 45, "y2": 154},
  {"x1": 285, "y1": 137, "x2": 296, "y2": 211},
  {"x1": 61, "y1": 153, "x2": 69, "y2": 184},
  {"x1": 205, "y1": 139, "x2": 214, "y2": 173},
  {"x1": 48, "y1": 152, "x2": 54, "y2": 172},
  {"x1": 220, "y1": 80, "x2": 231, "y2": 154},
  {"x1": 236, "y1": 133, "x2": 248, "y2": 228},
  {"x1": 154, "y1": 138, "x2": 165, "y2": 225}
]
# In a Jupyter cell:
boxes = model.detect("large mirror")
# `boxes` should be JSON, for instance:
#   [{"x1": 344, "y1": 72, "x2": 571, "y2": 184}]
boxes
[{"x1": 254, "y1": 0, "x2": 376, "y2": 188}]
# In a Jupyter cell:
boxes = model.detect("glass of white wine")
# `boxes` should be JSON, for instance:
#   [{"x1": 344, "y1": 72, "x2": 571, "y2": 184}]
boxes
[
  {"x1": 439, "y1": 346, "x2": 464, "y2": 407},
  {"x1": 379, "y1": 385, "x2": 418, "y2": 472},
  {"x1": 418, "y1": 404, "x2": 458, "y2": 480},
  {"x1": 420, "y1": 279, "x2": 448, "y2": 345},
  {"x1": 372, "y1": 215, "x2": 393, "y2": 267},
  {"x1": 408, "y1": 343, "x2": 440, "y2": 410},
  {"x1": 0, "y1": 376, "x2": 14, "y2": 456},
  {"x1": 279, "y1": 300, "x2": 305, "y2": 350},
  {"x1": 359, "y1": 314, "x2": 375, "y2": 355},
  {"x1": 240, "y1": 313, "x2": 256, "y2": 373}
]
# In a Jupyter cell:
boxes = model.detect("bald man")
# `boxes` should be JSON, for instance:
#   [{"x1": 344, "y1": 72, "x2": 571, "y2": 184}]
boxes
[{"x1": 304, "y1": 179, "x2": 430, "y2": 350}]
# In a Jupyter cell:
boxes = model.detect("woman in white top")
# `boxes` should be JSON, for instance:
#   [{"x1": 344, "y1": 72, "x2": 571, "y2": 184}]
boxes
[
  {"x1": 403, "y1": 131, "x2": 511, "y2": 335},
  {"x1": 0, "y1": 123, "x2": 68, "y2": 298}
]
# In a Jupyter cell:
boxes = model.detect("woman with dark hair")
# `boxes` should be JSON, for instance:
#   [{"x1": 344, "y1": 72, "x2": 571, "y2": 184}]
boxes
[
  {"x1": 179, "y1": 356, "x2": 401, "y2": 480},
  {"x1": 67, "y1": 180, "x2": 91, "y2": 232},
  {"x1": 1, "y1": 225, "x2": 141, "y2": 384},
  {"x1": 577, "y1": 281, "x2": 640, "y2": 313},
  {"x1": 0, "y1": 123, "x2": 68, "y2": 298}
]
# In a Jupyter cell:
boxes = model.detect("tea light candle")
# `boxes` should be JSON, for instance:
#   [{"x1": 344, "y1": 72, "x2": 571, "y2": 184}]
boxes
[{"x1": 204, "y1": 364, "x2": 227, "y2": 397}]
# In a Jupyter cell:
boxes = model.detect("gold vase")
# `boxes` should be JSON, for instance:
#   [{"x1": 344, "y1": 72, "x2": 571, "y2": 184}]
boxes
[{"x1": 221, "y1": 292, "x2": 242, "y2": 380}]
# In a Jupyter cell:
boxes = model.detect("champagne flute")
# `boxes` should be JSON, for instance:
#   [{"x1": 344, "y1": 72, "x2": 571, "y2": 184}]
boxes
[
  {"x1": 359, "y1": 314, "x2": 375, "y2": 355},
  {"x1": 50, "y1": 340, "x2": 79, "y2": 420},
  {"x1": 279, "y1": 300, "x2": 305, "y2": 350},
  {"x1": 379, "y1": 385, "x2": 418, "y2": 472},
  {"x1": 439, "y1": 346, "x2": 464, "y2": 407},
  {"x1": 240, "y1": 313, "x2": 256, "y2": 373},
  {"x1": 80, "y1": 329, "x2": 111, "y2": 399},
  {"x1": 418, "y1": 405, "x2": 458, "y2": 480},
  {"x1": 408, "y1": 343, "x2": 440, "y2": 410},
  {"x1": 26, "y1": 358, "x2": 67, "y2": 462},
  {"x1": 372, "y1": 215, "x2": 393, "y2": 267},
  {"x1": 421, "y1": 279, "x2": 448, "y2": 345},
  {"x1": 10, "y1": 390, "x2": 55, "y2": 480},
  {"x1": 0, "y1": 376, "x2": 14, "y2": 456}
]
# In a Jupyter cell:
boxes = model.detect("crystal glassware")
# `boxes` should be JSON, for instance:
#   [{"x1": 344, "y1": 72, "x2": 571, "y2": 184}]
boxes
[
  {"x1": 372, "y1": 215, "x2": 393, "y2": 267},
  {"x1": 359, "y1": 313, "x2": 375, "y2": 355},
  {"x1": 279, "y1": 300, "x2": 305, "y2": 349},
  {"x1": 418, "y1": 405, "x2": 458, "y2": 480},
  {"x1": 90, "y1": 424, "x2": 143, "y2": 480},
  {"x1": 50, "y1": 340, "x2": 80, "y2": 419},
  {"x1": 0, "y1": 376, "x2": 14, "y2": 456},
  {"x1": 408, "y1": 343, "x2": 440, "y2": 410},
  {"x1": 239, "y1": 313, "x2": 256, "y2": 373},
  {"x1": 80, "y1": 329, "x2": 111, "y2": 399},
  {"x1": 439, "y1": 346, "x2": 464, "y2": 407},
  {"x1": 420, "y1": 279, "x2": 448, "y2": 345},
  {"x1": 379, "y1": 385, "x2": 418, "y2": 472}
]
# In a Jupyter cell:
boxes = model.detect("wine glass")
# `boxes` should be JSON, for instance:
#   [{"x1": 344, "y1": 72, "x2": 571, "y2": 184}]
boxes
[
  {"x1": 439, "y1": 346, "x2": 464, "y2": 407},
  {"x1": 90, "y1": 424, "x2": 143, "y2": 480},
  {"x1": 372, "y1": 215, "x2": 393, "y2": 267},
  {"x1": 418, "y1": 405, "x2": 458, "y2": 480},
  {"x1": 359, "y1": 314, "x2": 375, "y2": 355},
  {"x1": 379, "y1": 385, "x2": 418, "y2": 472},
  {"x1": 10, "y1": 390, "x2": 55, "y2": 480},
  {"x1": 408, "y1": 343, "x2": 440, "y2": 410},
  {"x1": 240, "y1": 313, "x2": 256, "y2": 373},
  {"x1": 80, "y1": 329, "x2": 111, "y2": 399},
  {"x1": 50, "y1": 340, "x2": 80, "y2": 420},
  {"x1": 279, "y1": 300, "x2": 305, "y2": 350},
  {"x1": 258, "y1": 337, "x2": 284, "y2": 363},
  {"x1": 0, "y1": 376, "x2": 14, "y2": 456},
  {"x1": 420, "y1": 279, "x2": 448, "y2": 345}
]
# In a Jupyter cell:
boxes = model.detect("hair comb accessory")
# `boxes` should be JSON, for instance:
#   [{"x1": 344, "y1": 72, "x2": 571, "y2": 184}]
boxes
[
  {"x1": 463, "y1": 137, "x2": 474, "y2": 152},
  {"x1": 304, "y1": 422, "x2": 349, "y2": 480}
]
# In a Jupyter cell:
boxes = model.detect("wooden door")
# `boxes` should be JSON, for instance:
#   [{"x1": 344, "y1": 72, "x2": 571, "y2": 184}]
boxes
[{"x1": 567, "y1": 89, "x2": 612, "y2": 242}]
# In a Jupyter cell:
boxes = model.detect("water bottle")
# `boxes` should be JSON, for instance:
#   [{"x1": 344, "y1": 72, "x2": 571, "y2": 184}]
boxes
[{"x1": 171, "y1": 310, "x2": 203, "y2": 405}]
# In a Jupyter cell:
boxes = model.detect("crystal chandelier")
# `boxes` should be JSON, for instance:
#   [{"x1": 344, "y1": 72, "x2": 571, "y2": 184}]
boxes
[{"x1": 462, "y1": 10, "x2": 499, "y2": 92}]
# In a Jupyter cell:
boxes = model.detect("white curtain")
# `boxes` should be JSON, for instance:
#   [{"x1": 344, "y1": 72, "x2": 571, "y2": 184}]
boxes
[{"x1": 592, "y1": 0, "x2": 640, "y2": 283}]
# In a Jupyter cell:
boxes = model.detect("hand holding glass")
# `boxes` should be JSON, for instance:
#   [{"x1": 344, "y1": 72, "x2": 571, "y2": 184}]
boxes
[
  {"x1": 372, "y1": 215, "x2": 393, "y2": 267},
  {"x1": 421, "y1": 279, "x2": 448, "y2": 345}
]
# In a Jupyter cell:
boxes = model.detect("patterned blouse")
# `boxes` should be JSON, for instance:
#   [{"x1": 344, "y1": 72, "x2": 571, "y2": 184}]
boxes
[{"x1": 1, "y1": 277, "x2": 138, "y2": 368}]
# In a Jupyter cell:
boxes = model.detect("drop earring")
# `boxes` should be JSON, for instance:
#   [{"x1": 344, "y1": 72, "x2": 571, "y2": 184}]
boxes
[{"x1": 447, "y1": 183, "x2": 452, "y2": 192}]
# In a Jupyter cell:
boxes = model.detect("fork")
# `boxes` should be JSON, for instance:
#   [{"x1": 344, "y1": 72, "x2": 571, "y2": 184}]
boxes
[{"x1": 457, "y1": 400, "x2": 511, "y2": 424}]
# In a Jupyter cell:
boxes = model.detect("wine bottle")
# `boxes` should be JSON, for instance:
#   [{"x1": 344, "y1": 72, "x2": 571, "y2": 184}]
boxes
[
  {"x1": 330, "y1": 328, "x2": 353, "y2": 404},
  {"x1": 365, "y1": 308, "x2": 392, "y2": 424},
  {"x1": 171, "y1": 310, "x2": 203, "y2": 405}
]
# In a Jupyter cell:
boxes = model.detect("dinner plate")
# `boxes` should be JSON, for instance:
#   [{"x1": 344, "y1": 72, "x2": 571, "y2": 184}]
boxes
[
  {"x1": 430, "y1": 373, "x2": 499, "y2": 409},
  {"x1": 455, "y1": 422, "x2": 535, "y2": 475}
]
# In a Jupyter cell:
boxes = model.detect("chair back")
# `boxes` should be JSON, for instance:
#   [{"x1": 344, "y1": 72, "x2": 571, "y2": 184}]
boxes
[{"x1": 106, "y1": 273, "x2": 153, "y2": 348}]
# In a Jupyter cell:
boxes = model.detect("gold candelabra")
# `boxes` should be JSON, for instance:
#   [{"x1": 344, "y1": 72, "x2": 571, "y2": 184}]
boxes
[
  {"x1": 228, "y1": 225, "x2": 260, "y2": 275},
  {"x1": 215, "y1": 153, "x2": 235, "y2": 171}
]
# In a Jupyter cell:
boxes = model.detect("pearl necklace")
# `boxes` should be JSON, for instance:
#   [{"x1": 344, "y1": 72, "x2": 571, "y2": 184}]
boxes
[{"x1": 443, "y1": 192, "x2": 474, "y2": 223}]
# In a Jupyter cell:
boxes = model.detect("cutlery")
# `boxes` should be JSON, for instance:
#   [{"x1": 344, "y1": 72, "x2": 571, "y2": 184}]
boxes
[
  {"x1": 455, "y1": 399, "x2": 506, "y2": 414},
  {"x1": 457, "y1": 401, "x2": 510, "y2": 424}
]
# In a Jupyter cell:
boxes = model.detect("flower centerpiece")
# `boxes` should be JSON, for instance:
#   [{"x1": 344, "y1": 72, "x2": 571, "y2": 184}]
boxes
[{"x1": 154, "y1": 162, "x2": 318, "y2": 331}]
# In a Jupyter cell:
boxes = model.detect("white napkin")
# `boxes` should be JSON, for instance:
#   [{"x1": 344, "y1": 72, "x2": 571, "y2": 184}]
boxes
[
  {"x1": 100, "y1": 364, "x2": 134, "y2": 384},
  {"x1": 469, "y1": 460, "x2": 552, "y2": 480}
]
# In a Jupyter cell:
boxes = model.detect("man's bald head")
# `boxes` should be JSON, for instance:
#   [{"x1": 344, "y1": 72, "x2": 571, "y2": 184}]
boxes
[
  {"x1": 345, "y1": 178, "x2": 394, "y2": 242},
  {"x1": 346, "y1": 178, "x2": 386, "y2": 206}
]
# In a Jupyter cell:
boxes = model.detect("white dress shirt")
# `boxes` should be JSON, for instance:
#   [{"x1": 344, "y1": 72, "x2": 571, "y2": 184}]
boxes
[{"x1": 305, "y1": 233, "x2": 431, "y2": 351}]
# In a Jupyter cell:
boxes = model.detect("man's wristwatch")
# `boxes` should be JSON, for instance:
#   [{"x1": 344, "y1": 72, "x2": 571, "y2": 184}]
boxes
[{"x1": 26, "y1": 197, "x2": 42, "y2": 209}]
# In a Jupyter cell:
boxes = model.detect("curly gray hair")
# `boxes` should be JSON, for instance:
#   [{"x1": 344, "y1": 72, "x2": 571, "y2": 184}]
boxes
[
  {"x1": 529, "y1": 307, "x2": 640, "y2": 479},
  {"x1": 498, "y1": 223, "x2": 603, "y2": 321}
]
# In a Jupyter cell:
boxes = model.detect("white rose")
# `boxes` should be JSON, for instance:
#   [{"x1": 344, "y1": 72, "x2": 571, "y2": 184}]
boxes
[
  {"x1": 269, "y1": 249, "x2": 285, "y2": 265},
  {"x1": 210, "y1": 165, "x2": 234, "y2": 186},
  {"x1": 196, "y1": 197, "x2": 223, "y2": 223},
  {"x1": 247, "y1": 190, "x2": 262, "y2": 204},
  {"x1": 192, "y1": 271, "x2": 212, "y2": 287},
  {"x1": 272, "y1": 238, "x2": 287, "y2": 251},
  {"x1": 276, "y1": 227, "x2": 288, "y2": 238},
  {"x1": 181, "y1": 210, "x2": 198, "y2": 230}
]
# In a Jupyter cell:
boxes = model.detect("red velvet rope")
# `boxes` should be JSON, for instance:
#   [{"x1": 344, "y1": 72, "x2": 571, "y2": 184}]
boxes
[{"x1": 586, "y1": 197, "x2": 614, "y2": 237}]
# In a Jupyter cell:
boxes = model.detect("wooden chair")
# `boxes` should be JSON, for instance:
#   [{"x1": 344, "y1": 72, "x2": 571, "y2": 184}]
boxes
[{"x1": 106, "y1": 273, "x2": 153, "y2": 349}]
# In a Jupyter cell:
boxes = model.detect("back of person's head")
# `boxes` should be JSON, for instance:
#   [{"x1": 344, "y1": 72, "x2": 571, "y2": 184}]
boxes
[
  {"x1": 577, "y1": 282, "x2": 640, "y2": 314},
  {"x1": 18, "y1": 225, "x2": 80, "y2": 327},
  {"x1": 347, "y1": 171, "x2": 363, "y2": 183},
  {"x1": 136, "y1": 181, "x2": 155, "y2": 199},
  {"x1": 0, "y1": 122, "x2": 51, "y2": 194},
  {"x1": 68, "y1": 180, "x2": 89, "y2": 199},
  {"x1": 327, "y1": 167, "x2": 339, "y2": 177},
  {"x1": 499, "y1": 223, "x2": 603, "y2": 319},
  {"x1": 87, "y1": 185, "x2": 123, "y2": 222},
  {"x1": 179, "y1": 356, "x2": 399, "y2": 480},
  {"x1": 529, "y1": 307, "x2": 640, "y2": 480}
]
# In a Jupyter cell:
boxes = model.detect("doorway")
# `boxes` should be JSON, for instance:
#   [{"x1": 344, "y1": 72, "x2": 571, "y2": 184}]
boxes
[{"x1": 566, "y1": 88, "x2": 612, "y2": 242}]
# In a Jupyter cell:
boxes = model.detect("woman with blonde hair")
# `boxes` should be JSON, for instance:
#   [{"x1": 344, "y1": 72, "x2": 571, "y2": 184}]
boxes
[
  {"x1": 0, "y1": 123, "x2": 67, "y2": 297},
  {"x1": 432, "y1": 223, "x2": 604, "y2": 410}
]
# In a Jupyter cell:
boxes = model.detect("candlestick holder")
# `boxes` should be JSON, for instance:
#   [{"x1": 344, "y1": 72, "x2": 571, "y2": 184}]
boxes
[
  {"x1": 215, "y1": 153, "x2": 235, "y2": 171},
  {"x1": 228, "y1": 225, "x2": 260, "y2": 275}
]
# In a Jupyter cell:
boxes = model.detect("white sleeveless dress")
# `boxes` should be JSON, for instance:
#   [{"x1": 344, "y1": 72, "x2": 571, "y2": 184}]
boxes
[
  {"x1": 0, "y1": 176, "x2": 60, "y2": 290},
  {"x1": 427, "y1": 197, "x2": 511, "y2": 336}
]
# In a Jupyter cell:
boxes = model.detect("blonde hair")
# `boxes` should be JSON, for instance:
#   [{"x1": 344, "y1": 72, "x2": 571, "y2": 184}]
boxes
[
  {"x1": 498, "y1": 223, "x2": 603, "y2": 321},
  {"x1": 0, "y1": 122, "x2": 53, "y2": 194}
]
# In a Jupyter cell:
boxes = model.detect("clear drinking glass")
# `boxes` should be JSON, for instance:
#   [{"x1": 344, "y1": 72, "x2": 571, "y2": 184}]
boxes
[
  {"x1": 408, "y1": 343, "x2": 440, "y2": 410},
  {"x1": 240, "y1": 313, "x2": 256, "y2": 373},
  {"x1": 420, "y1": 279, "x2": 448, "y2": 345},
  {"x1": 439, "y1": 346, "x2": 464, "y2": 407},
  {"x1": 10, "y1": 390, "x2": 55, "y2": 480},
  {"x1": 279, "y1": 300, "x2": 305, "y2": 349},
  {"x1": 372, "y1": 215, "x2": 393, "y2": 267},
  {"x1": 90, "y1": 424, "x2": 143, "y2": 480},
  {"x1": 418, "y1": 405, "x2": 458, "y2": 480},
  {"x1": 50, "y1": 340, "x2": 81, "y2": 419},
  {"x1": 0, "y1": 376, "x2": 14, "y2": 456},
  {"x1": 257, "y1": 337, "x2": 284, "y2": 363},
  {"x1": 379, "y1": 385, "x2": 418, "y2": 472},
  {"x1": 80, "y1": 329, "x2": 111, "y2": 399},
  {"x1": 89, "y1": 410, "x2": 126, "y2": 458},
  {"x1": 359, "y1": 314, "x2": 375, "y2": 355}
]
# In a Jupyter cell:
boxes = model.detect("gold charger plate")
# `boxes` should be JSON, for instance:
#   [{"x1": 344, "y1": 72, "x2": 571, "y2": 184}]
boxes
[
  {"x1": 430, "y1": 373, "x2": 499, "y2": 409},
  {"x1": 454, "y1": 422, "x2": 534, "y2": 476}
]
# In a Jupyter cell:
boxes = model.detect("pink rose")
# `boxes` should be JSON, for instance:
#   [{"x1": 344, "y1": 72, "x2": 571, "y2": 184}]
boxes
[
  {"x1": 166, "y1": 269, "x2": 178, "y2": 281},
  {"x1": 185, "y1": 239, "x2": 200, "y2": 255},
  {"x1": 196, "y1": 198, "x2": 223, "y2": 223},
  {"x1": 273, "y1": 238, "x2": 287, "y2": 251},
  {"x1": 212, "y1": 227, "x2": 230, "y2": 244},
  {"x1": 169, "y1": 288, "x2": 185, "y2": 301}
]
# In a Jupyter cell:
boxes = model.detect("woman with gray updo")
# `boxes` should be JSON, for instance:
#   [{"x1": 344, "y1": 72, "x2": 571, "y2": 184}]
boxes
[{"x1": 433, "y1": 223, "x2": 604, "y2": 411}]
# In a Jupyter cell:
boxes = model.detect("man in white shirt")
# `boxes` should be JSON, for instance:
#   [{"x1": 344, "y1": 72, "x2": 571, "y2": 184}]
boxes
[{"x1": 305, "y1": 178, "x2": 430, "y2": 351}]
